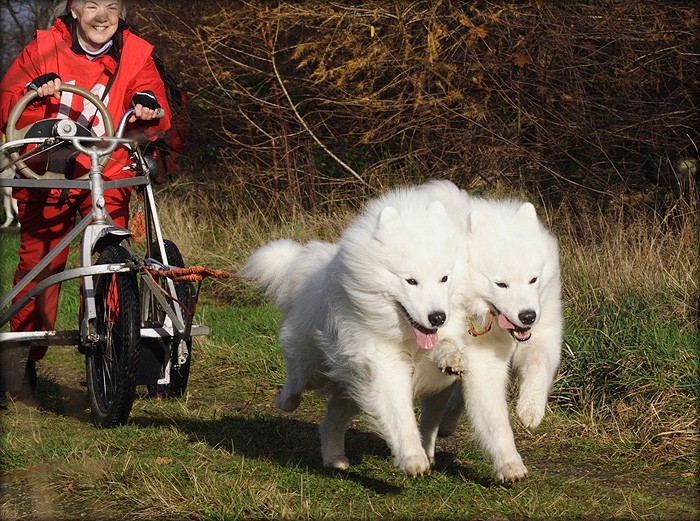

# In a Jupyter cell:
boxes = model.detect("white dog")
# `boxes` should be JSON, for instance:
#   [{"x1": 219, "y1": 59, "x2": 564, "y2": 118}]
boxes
[
  {"x1": 245, "y1": 180, "x2": 562, "y2": 483},
  {"x1": 418, "y1": 180, "x2": 563, "y2": 483},
  {"x1": 0, "y1": 152, "x2": 18, "y2": 228},
  {"x1": 244, "y1": 186, "x2": 464, "y2": 477}
]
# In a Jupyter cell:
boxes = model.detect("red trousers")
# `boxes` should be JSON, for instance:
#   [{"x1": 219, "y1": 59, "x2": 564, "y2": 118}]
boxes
[{"x1": 11, "y1": 188, "x2": 131, "y2": 362}]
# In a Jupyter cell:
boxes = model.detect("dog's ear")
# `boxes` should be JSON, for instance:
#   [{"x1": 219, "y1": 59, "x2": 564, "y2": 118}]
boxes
[
  {"x1": 377, "y1": 205, "x2": 399, "y2": 226},
  {"x1": 516, "y1": 202, "x2": 537, "y2": 222},
  {"x1": 374, "y1": 205, "x2": 399, "y2": 242},
  {"x1": 427, "y1": 200, "x2": 448, "y2": 219},
  {"x1": 467, "y1": 209, "x2": 487, "y2": 233}
]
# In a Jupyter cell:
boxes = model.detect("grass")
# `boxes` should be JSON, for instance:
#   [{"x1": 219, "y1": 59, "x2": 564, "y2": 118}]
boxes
[{"x1": 0, "y1": 183, "x2": 698, "y2": 520}]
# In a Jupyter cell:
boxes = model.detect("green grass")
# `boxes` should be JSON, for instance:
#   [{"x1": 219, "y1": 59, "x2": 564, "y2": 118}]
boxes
[
  {"x1": 0, "y1": 321, "x2": 696, "y2": 520},
  {"x1": 0, "y1": 200, "x2": 698, "y2": 520}
]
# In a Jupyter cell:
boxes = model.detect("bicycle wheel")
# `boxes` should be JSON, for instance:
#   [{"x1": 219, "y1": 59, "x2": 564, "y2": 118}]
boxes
[
  {"x1": 142, "y1": 240, "x2": 194, "y2": 398},
  {"x1": 86, "y1": 245, "x2": 140, "y2": 427}
]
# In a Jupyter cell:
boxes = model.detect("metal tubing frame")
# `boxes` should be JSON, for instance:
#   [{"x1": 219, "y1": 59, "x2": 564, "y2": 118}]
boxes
[
  {"x1": 0, "y1": 176, "x2": 149, "y2": 190},
  {"x1": 121, "y1": 179, "x2": 195, "y2": 363},
  {"x1": 147, "y1": 179, "x2": 193, "y2": 363},
  {"x1": 0, "y1": 263, "x2": 133, "y2": 329},
  {"x1": 0, "y1": 126, "x2": 206, "y2": 353},
  {"x1": 0, "y1": 210, "x2": 93, "y2": 315}
]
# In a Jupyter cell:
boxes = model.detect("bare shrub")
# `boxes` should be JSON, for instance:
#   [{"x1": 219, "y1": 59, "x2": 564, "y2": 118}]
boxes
[{"x1": 134, "y1": 1, "x2": 700, "y2": 214}]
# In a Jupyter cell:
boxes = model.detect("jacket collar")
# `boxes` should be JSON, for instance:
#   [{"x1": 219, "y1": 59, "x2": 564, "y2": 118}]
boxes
[{"x1": 54, "y1": 14, "x2": 129, "y2": 74}]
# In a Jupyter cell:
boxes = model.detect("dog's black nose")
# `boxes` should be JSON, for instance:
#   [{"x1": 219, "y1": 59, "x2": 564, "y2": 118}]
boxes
[
  {"x1": 519, "y1": 310, "x2": 536, "y2": 326},
  {"x1": 428, "y1": 311, "x2": 446, "y2": 327}
]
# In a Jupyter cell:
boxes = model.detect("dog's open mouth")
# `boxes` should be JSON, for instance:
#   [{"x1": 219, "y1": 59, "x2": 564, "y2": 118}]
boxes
[
  {"x1": 400, "y1": 305, "x2": 438, "y2": 350},
  {"x1": 497, "y1": 314, "x2": 531, "y2": 342}
]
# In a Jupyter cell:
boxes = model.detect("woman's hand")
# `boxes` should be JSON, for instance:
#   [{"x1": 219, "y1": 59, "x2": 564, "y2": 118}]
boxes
[
  {"x1": 27, "y1": 73, "x2": 62, "y2": 99},
  {"x1": 129, "y1": 91, "x2": 162, "y2": 123},
  {"x1": 129, "y1": 104, "x2": 161, "y2": 123}
]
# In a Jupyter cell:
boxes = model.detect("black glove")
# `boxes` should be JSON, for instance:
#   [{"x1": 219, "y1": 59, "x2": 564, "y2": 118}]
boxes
[
  {"x1": 26, "y1": 72, "x2": 61, "y2": 91},
  {"x1": 131, "y1": 90, "x2": 161, "y2": 111}
]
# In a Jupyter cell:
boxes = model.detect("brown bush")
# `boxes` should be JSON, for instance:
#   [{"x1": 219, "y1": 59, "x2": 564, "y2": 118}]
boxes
[{"x1": 134, "y1": 1, "x2": 700, "y2": 215}]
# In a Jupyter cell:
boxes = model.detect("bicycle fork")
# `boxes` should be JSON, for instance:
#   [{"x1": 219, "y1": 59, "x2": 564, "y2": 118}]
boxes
[{"x1": 80, "y1": 148, "x2": 133, "y2": 345}]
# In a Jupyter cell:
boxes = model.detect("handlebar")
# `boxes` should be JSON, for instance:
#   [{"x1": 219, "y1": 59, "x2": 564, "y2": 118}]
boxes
[
  {"x1": 67, "y1": 107, "x2": 164, "y2": 159},
  {"x1": 0, "y1": 105, "x2": 165, "y2": 160},
  {"x1": 0, "y1": 83, "x2": 166, "y2": 181},
  {"x1": 117, "y1": 107, "x2": 166, "y2": 137}
]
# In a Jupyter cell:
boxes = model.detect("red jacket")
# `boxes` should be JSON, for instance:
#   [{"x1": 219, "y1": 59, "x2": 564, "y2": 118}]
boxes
[{"x1": 0, "y1": 17, "x2": 171, "y2": 202}]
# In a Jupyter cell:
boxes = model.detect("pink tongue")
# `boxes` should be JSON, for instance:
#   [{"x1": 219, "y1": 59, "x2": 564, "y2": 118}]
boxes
[
  {"x1": 414, "y1": 326, "x2": 438, "y2": 350},
  {"x1": 498, "y1": 314, "x2": 516, "y2": 330}
]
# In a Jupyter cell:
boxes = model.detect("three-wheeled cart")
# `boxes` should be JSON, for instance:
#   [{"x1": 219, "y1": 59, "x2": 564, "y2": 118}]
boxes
[{"x1": 0, "y1": 84, "x2": 209, "y2": 427}]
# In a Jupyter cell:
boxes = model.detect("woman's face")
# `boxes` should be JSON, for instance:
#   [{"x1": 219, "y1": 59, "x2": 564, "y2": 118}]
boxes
[{"x1": 71, "y1": 1, "x2": 122, "y2": 53}]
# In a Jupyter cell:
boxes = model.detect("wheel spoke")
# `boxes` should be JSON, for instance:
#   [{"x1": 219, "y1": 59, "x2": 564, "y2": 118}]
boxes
[
  {"x1": 85, "y1": 245, "x2": 139, "y2": 427},
  {"x1": 142, "y1": 240, "x2": 193, "y2": 398}
]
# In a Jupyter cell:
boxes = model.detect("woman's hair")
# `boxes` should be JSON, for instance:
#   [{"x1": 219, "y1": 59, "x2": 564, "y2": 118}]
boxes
[{"x1": 54, "y1": 1, "x2": 127, "y2": 19}]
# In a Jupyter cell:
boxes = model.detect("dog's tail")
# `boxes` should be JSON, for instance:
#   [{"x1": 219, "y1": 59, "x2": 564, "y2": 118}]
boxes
[
  {"x1": 243, "y1": 239, "x2": 304, "y2": 308},
  {"x1": 245, "y1": 239, "x2": 339, "y2": 310}
]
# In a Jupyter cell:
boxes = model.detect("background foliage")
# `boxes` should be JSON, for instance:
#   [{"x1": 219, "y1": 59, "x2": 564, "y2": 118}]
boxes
[
  {"x1": 0, "y1": 3, "x2": 697, "y2": 518},
  {"x1": 132, "y1": 0, "x2": 700, "y2": 215}
]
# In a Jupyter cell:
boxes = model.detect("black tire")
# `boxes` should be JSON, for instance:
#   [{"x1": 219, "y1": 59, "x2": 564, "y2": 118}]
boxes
[
  {"x1": 86, "y1": 245, "x2": 140, "y2": 427},
  {"x1": 142, "y1": 240, "x2": 193, "y2": 398}
]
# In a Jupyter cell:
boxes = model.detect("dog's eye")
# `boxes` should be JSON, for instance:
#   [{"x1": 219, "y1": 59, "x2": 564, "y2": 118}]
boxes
[
  {"x1": 529, "y1": 277, "x2": 538, "y2": 284},
  {"x1": 495, "y1": 282, "x2": 508, "y2": 289},
  {"x1": 440, "y1": 275, "x2": 448, "y2": 283},
  {"x1": 406, "y1": 278, "x2": 418, "y2": 286}
]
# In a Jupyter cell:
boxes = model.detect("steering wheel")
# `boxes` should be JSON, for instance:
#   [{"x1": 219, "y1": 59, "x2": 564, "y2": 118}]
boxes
[{"x1": 5, "y1": 83, "x2": 115, "y2": 180}]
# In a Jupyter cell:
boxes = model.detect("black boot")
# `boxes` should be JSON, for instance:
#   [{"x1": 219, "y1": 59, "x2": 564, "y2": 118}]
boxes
[{"x1": 16, "y1": 360, "x2": 37, "y2": 405}]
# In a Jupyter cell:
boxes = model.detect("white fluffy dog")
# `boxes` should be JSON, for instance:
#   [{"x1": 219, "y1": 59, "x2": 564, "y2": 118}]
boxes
[
  {"x1": 418, "y1": 180, "x2": 563, "y2": 483},
  {"x1": 245, "y1": 180, "x2": 563, "y2": 483},
  {"x1": 0, "y1": 152, "x2": 18, "y2": 228},
  {"x1": 244, "y1": 186, "x2": 464, "y2": 477}
]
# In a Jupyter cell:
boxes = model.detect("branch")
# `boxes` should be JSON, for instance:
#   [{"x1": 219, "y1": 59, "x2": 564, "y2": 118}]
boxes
[{"x1": 269, "y1": 24, "x2": 370, "y2": 188}]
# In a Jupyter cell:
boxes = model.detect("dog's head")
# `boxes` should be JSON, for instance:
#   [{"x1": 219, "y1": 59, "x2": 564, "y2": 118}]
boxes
[
  {"x1": 464, "y1": 201, "x2": 559, "y2": 342},
  {"x1": 367, "y1": 199, "x2": 463, "y2": 349}
]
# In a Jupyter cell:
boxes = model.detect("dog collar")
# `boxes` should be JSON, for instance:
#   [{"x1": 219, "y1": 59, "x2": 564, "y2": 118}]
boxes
[{"x1": 467, "y1": 312, "x2": 494, "y2": 337}]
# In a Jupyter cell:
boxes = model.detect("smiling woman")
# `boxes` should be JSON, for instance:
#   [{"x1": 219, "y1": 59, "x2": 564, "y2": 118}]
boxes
[
  {"x1": 68, "y1": 0, "x2": 125, "y2": 53},
  {"x1": 0, "y1": 0, "x2": 169, "y2": 399}
]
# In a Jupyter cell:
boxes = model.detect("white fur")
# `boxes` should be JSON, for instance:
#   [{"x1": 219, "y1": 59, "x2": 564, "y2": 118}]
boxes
[
  {"x1": 419, "y1": 180, "x2": 563, "y2": 483},
  {"x1": 244, "y1": 187, "x2": 464, "y2": 477},
  {"x1": 0, "y1": 152, "x2": 18, "y2": 228},
  {"x1": 245, "y1": 180, "x2": 563, "y2": 483}
]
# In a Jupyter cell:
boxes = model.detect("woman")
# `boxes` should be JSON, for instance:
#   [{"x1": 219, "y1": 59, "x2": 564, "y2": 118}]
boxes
[{"x1": 0, "y1": 0, "x2": 172, "y2": 396}]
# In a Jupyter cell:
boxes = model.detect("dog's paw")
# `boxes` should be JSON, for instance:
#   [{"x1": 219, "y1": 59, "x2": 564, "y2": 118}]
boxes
[
  {"x1": 399, "y1": 453, "x2": 431, "y2": 477},
  {"x1": 275, "y1": 390, "x2": 301, "y2": 412},
  {"x1": 323, "y1": 455, "x2": 350, "y2": 470},
  {"x1": 431, "y1": 342, "x2": 467, "y2": 376},
  {"x1": 516, "y1": 399, "x2": 545, "y2": 430},
  {"x1": 496, "y1": 461, "x2": 529, "y2": 483}
]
